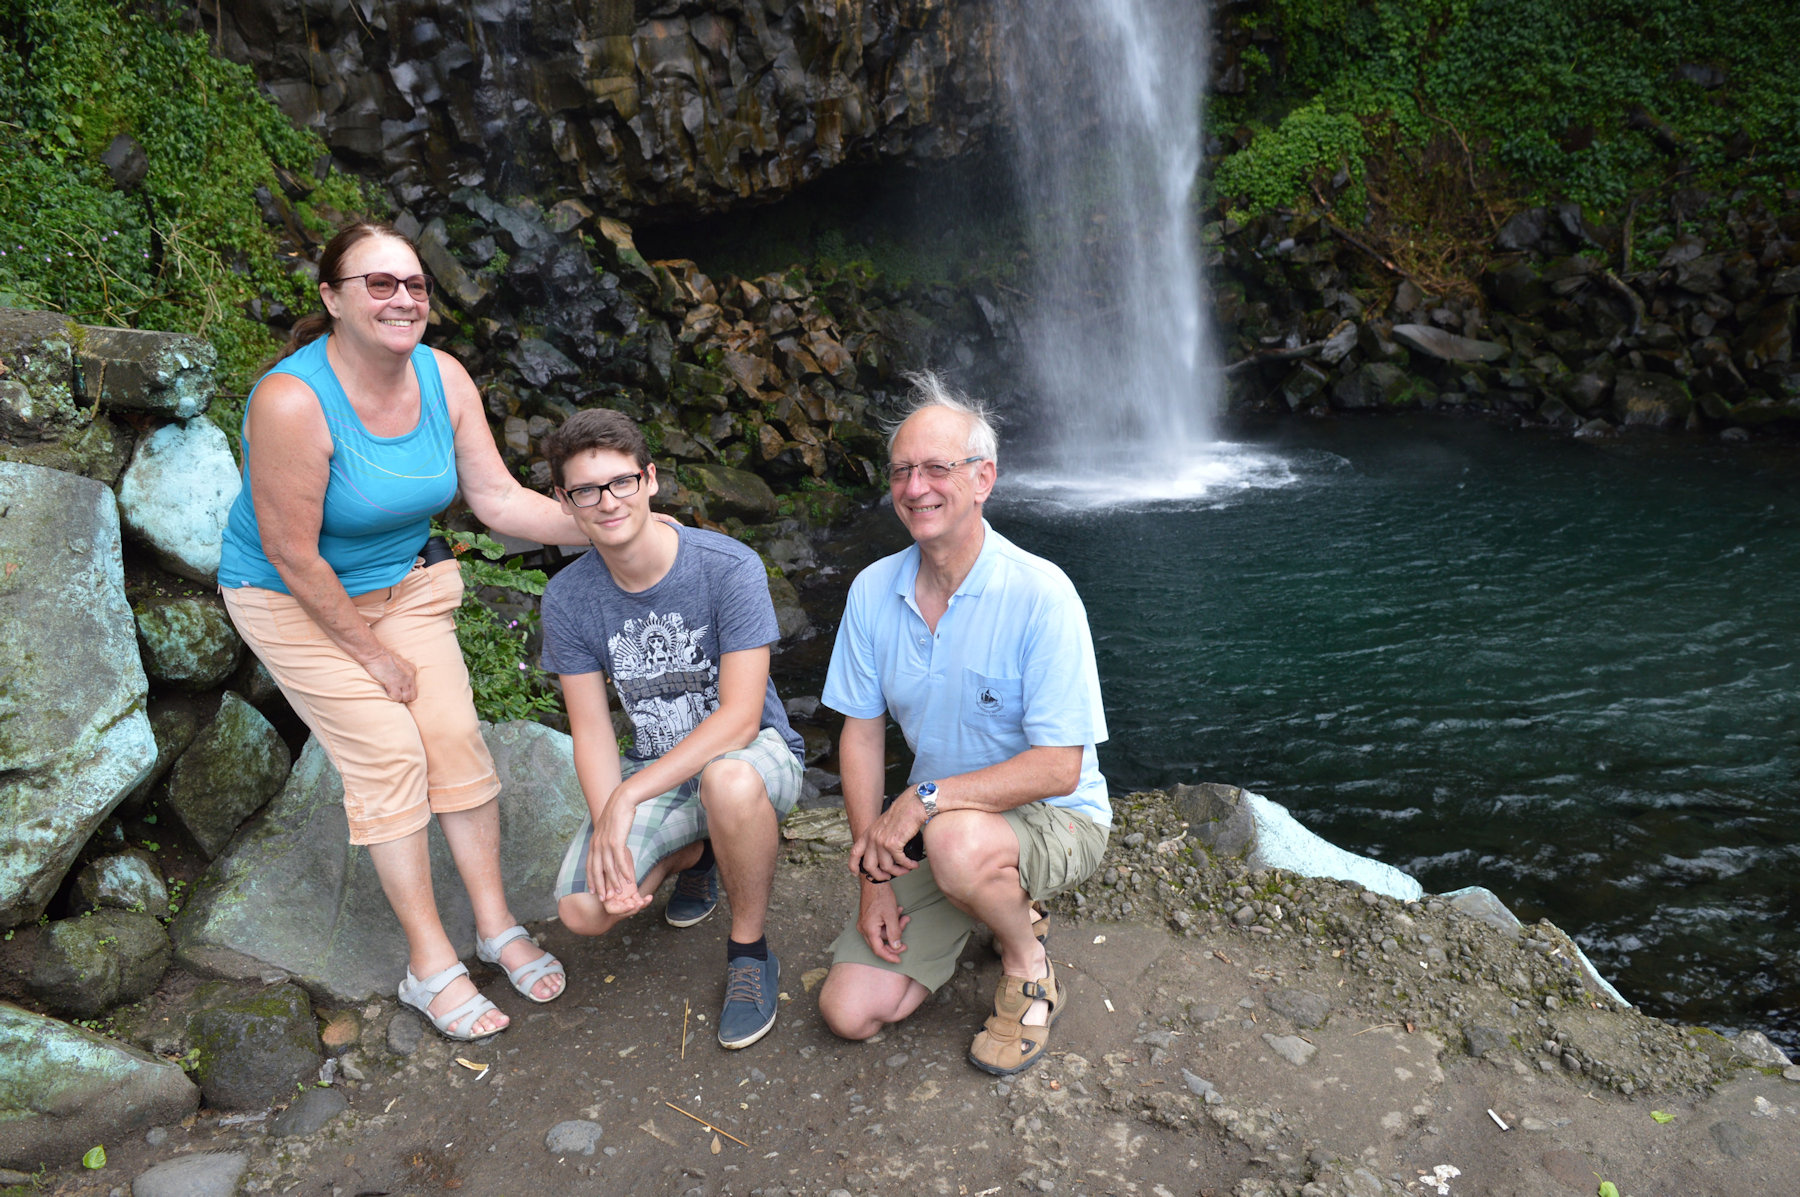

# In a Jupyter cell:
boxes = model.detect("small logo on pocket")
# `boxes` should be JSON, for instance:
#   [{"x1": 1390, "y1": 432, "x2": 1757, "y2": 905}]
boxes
[{"x1": 977, "y1": 686, "x2": 1002, "y2": 713}]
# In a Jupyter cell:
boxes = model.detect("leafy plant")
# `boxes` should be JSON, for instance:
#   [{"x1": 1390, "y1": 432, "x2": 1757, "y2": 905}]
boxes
[
  {"x1": 439, "y1": 529, "x2": 562, "y2": 723},
  {"x1": 1220, "y1": 0, "x2": 1800, "y2": 216},
  {"x1": 0, "y1": 0, "x2": 374, "y2": 398}
]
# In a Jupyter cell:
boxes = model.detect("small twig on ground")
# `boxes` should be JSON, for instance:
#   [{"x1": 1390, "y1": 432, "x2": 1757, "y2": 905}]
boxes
[
  {"x1": 681, "y1": 1000, "x2": 689, "y2": 1060},
  {"x1": 664, "y1": 1102, "x2": 749, "y2": 1147},
  {"x1": 1353, "y1": 1023, "x2": 1404, "y2": 1036}
]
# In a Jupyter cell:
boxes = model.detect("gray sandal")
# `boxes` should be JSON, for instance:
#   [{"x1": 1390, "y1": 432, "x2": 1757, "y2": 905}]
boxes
[
  {"x1": 397, "y1": 961, "x2": 505, "y2": 1041},
  {"x1": 476, "y1": 925, "x2": 565, "y2": 1004}
]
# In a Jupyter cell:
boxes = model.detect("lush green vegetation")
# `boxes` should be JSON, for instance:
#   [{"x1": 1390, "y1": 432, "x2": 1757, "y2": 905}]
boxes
[
  {"x1": 0, "y1": 0, "x2": 368, "y2": 397},
  {"x1": 440, "y1": 529, "x2": 564, "y2": 724},
  {"x1": 1212, "y1": 0, "x2": 1800, "y2": 222}
]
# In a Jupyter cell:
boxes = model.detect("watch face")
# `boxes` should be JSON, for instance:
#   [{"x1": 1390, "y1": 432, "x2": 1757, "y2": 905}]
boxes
[{"x1": 917, "y1": 782, "x2": 937, "y2": 797}]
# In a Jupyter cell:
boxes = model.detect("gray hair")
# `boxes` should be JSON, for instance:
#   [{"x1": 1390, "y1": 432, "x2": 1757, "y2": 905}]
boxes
[{"x1": 884, "y1": 371, "x2": 1001, "y2": 465}]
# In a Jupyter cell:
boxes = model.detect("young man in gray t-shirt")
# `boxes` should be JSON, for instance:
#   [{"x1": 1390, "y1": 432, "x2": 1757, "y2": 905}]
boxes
[{"x1": 540, "y1": 409, "x2": 804, "y2": 1051}]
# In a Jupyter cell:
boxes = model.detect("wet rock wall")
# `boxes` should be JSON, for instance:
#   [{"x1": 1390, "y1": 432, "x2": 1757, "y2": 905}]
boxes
[{"x1": 201, "y1": 0, "x2": 1000, "y2": 219}]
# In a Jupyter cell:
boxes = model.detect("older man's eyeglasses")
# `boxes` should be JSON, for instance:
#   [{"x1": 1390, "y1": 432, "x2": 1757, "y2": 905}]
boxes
[
  {"x1": 560, "y1": 471, "x2": 645, "y2": 507},
  {"x1": 885, "y1": 456, "x2": 984, "y2": 485},
  {"x1": 332, "y1": 272, "x2": 434, "y2": 301}
]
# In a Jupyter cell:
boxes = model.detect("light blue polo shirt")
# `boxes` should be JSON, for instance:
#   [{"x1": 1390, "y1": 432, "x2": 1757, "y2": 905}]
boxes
[{"x1": 822, "y1": 521, "x2": 1111, "y2": 828}]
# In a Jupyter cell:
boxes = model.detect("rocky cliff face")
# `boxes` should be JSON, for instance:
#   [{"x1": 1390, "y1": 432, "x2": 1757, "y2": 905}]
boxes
[{"x1": 202, "y1": 0, "x2": 999, "y2": 218}]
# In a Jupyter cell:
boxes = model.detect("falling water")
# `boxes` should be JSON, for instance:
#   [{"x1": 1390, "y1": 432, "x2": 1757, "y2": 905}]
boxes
[{"x1": 998, "y1": 0, "x2": 1229, "y2": 497}]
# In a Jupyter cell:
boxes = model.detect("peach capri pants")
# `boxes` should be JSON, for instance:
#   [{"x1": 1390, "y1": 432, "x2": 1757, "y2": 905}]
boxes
[{"x1": 221, "y1": 557, "x2": 500, "y2": 845}]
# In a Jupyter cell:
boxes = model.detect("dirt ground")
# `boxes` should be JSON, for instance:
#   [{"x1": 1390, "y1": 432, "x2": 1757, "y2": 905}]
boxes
[{"x1": 24, "y1": 837, "x2": 1800, "y2": 1197}]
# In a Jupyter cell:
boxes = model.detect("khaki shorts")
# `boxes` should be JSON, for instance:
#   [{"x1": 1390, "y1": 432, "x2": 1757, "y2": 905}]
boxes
[
  {"x1": 222, "y1": 557, "x2": 500, "y2": 845},
  {"x1": 829, "y1": 801, "x2": 1108, "y2": 992}
]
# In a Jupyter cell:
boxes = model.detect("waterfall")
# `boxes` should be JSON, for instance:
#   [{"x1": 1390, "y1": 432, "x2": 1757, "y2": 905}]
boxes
[{"x1": 998, "y1": 0, "x2": 1220, "y2": 493}]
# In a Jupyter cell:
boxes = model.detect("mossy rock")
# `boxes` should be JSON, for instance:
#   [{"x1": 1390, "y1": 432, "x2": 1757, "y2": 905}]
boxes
[
  {"x1": 119, "y1": 702, "x2": 203, "y2": 814},
  {"x1": 27, "y1": 909, "x2": 171, "y2": 1019},
  {"x1": 134, "y1": 595, "x2": 242, "y2": 690},
  {"x1": 165, "y1": 692, "x2": 291, "y2": 859},
  {"x1": 72, "y1": 849, "x2": 169, "y2": 918},
  {"x1": 0, "y1": 412, "x2": 136, "y2": 486},
  {"x1": 682, "y1": 462, "x2": 778, "y2": 522},
  {"x1": 185, "y1": 981, "x2": 322, "y2": 1110}
]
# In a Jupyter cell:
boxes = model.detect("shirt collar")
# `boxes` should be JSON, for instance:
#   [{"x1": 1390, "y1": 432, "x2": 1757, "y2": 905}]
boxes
[{"x1": 893, "y1": 519, "x2": 1003, "y2": 601}]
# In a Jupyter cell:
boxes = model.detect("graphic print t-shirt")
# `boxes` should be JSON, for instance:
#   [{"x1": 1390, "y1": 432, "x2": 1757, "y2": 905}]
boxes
[{"x1": 539, "y1": 525, "x2": 804, "y2": 764}]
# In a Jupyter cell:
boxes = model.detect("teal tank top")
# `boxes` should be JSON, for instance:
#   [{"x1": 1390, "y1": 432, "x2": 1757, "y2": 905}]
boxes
[{"x1": 218, "y1": 336, "x2": 459, "y2": 596}]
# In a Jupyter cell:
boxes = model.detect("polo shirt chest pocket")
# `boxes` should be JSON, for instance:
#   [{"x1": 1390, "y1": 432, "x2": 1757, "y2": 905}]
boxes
[{"x1": 961, "y1": 668, "x2": 1023, "y2": 727}]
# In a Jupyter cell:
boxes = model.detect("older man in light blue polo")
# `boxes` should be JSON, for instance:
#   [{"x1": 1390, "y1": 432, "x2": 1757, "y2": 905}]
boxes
[{"x1": 816, "y1": 373, "x2": 1109, "y2": 1077}]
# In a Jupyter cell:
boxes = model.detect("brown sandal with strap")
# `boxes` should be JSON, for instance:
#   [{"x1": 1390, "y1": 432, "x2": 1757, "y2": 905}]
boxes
[{"x1": 968, "y1": 960, "x2": 1061, "y2": 1076}]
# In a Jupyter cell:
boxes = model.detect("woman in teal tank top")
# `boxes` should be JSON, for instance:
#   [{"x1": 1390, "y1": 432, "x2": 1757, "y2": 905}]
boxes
[{"x1": 219, "y1": 223, "x2": 580, "y2": 1041}]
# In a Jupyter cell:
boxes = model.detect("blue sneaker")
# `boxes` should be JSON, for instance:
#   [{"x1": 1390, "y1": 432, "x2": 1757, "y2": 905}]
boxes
[
  {"x1": 665, "y1": 861, "x2": 719, "y2": 928},
  {"x1": 718, "y1": 952, "x2": 779, "y2": 1050}
]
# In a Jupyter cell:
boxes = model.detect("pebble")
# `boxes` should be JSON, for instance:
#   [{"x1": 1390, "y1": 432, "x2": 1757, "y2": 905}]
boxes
[
  {"x1": 143, "y1": 1127, "x2": 169, "y2": 1147},
  {"x1": 387, "y1": 1010, "x2": 424, "y2": 1056},
  {"x1": 271, "y1": 1087, "x2": 348, "y2": 1137},
  {"x1": 1263, "y1": 1033, "x2": 1318, "y2": 1066},
  {"x1": 1181, "y1": 1069, "x2": 1218, "y2": 1100},
  {"x1": 1784, "y1": 1066, "x2": 1800, "y2": 1083},
  {"x1": 545, "y1": 1119, "x2": 604, "y2": 1155},
  {"x1": 885, "y1": 1052, "x2": 909, "y2": 1068},
  {"x1": 130, "y1": 1151, "x2": 250, "y2": 1197}
]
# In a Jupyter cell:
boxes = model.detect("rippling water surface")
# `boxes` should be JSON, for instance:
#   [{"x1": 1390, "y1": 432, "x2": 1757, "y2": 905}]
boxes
[{"x1": 994, "y1": 416, "x2": 1800, "y2": 1050}]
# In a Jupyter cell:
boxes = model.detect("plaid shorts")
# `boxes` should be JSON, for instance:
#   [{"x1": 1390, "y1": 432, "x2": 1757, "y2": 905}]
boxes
[{"x1": 553, "y1": 725, "x2": 803, "y2": 899}]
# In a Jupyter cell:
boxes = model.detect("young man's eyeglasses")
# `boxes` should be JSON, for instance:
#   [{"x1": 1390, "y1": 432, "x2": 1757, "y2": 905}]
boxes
[
  {"x1": 559, "y1": 471, "x2": 646, "y2": 507},
  {"x1": 885, "y1": 456, "x2": 984, "y2": 485},
  {"x1": 332, "y1": 272, "x2": 435, "y2": 301}
]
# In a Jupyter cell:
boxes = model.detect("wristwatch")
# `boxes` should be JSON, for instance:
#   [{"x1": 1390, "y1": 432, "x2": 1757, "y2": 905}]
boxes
[{"x1": 915, "y1": 781, "x2": 939, "y2": 823}]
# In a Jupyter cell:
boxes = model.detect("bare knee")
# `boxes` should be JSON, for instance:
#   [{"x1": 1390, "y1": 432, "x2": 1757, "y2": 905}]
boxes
[
  {"x1": 558, "y1": 893, "x2": 623, "y2": 938},
  {"x1": 699, "y1": 757, "x2": 769, "y2": 815},
  {"x1": 924, "y1": 810, "x2": 1015, "y2": 896},
  {"x1": 818, "y1": 966, "x2": 925, "y2": 1040}
]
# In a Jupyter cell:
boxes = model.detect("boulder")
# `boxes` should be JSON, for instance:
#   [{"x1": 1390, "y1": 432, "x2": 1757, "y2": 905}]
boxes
[
  {"x1": 185, "y1": 982, "x2": 323, "y2": 1110},
  {"x1": 0, "y1": 309, "x2": 82, "y2": 442},
  {"x1": 1278, "y1": 360, "x2": 1331, "y2": 409},
  {"x1": 0, "y1": 1003, "x2": 199, "y2": 1170},
  {"x1": 1494, "y1": 207, "x2": 1550, "y2": 253},
  {"x1": 1734, "y1": 297, "x2": 1794, "y2": 373},
  {"x1": 28, "y1": 910, "x2": 172, "y2": 1019},
  {"x1": 767, "y1": 573, "x2": 812, "y2": 641},
  {"x1": 164, "y1": 693, "x2": 292, "y2": 859},
  {"x1": 1441, "y1": 885, "x2": 1523, "y2": 936},
  {"x1": 416, "y1": 218, "x2": 494, "y2": 313},
  {"x1": 73, "y1": 850, "x2": 170, "y2": 917},
  {"x1": 681, "y1": 462, "x2": 779, "y2": 522},
  {"x1": 1331, "y1": 362, "x2": 1430, "y2": 410},
  {"x1": 120, "y1": 703, "x2": 203, "y2": 814},
  {"x1": 0, "y1": 411, "x2": 135, "y2": 486},
  {"x1": 1390, "y1": 324, "x2": 1507, "y2": 363},
  {"x1": 115, "y1": 418, "x2": 241, "y2": 584},
  {"x1": 172, "y1": 722, "x2": 586, "y2": 1004},
  {"x1": 74, "y1": 325, "x2": 216, "y2": 418},
  {"x1": 134, "y1": 595, "x2": 242, "y2": 690},
  {"x1": 0, "y1": 463, "x2": 156, "y2": 927},
  {"x1": 1169, "y1": 782, "x2": 1424, "y2": 902},
  {"x1": 1612, "y1": 371, "x2": 1695, "y2": 429}
]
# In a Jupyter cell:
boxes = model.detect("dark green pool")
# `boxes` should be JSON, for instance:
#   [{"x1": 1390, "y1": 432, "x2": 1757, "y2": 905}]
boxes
[{"x1": 995, "y1": 415, "x2": 1800, "y2": 1051}]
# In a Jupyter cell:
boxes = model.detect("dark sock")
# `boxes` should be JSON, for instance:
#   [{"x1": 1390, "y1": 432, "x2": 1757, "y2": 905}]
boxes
[
  {"x1": 690, "y1": 840, "x2": 715, "y2": 873},
  {"x1": 727, "y1": 935, "x2": 768, "y2": 962}
]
